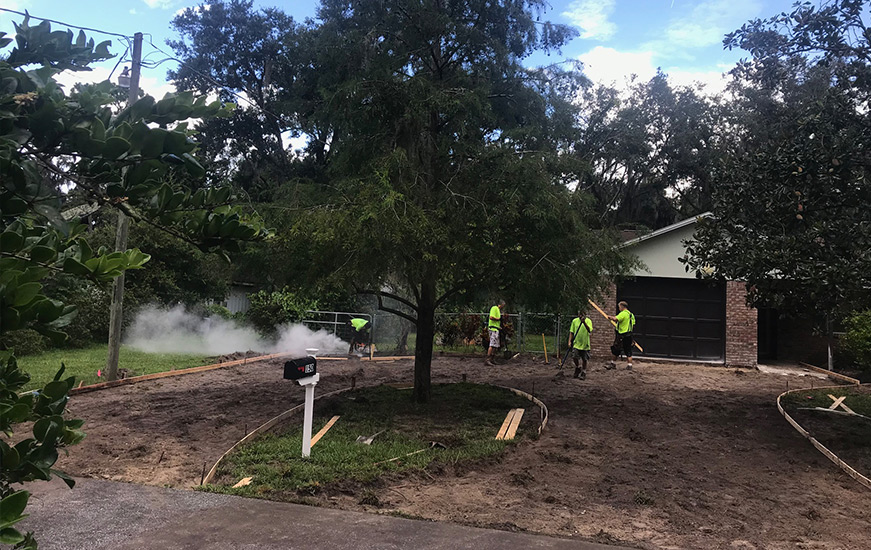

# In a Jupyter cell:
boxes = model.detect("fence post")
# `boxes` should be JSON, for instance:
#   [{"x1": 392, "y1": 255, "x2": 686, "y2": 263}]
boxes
[
  {"x1": 556, "y1": 314, "x2": 561, "y2": 358},
  {"x1": 333, "y1": 312, "x2": 338, "y2": 336}
]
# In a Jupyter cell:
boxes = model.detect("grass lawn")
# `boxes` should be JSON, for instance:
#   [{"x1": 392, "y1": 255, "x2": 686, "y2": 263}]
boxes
[
  {"x1": 16, "y1": 345, "x2": 210, "y2": 391},
  {"x1": 781, "y1": 386, "x2": 871, "y2": 416},
  {"x1": 206, "y1": 383, "x2": 532, "y2": 498}
]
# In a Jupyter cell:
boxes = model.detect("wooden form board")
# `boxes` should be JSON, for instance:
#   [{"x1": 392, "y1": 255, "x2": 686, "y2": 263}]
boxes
[
  {"x1": 800, "y1": 362, "x2": 860, "y2": 385},
  {"x1": 496, "y1": 408, "x2": 524, "y2": 440},
  {"x1": 777, "y1": 385, "x2": 871, "y2": 492},
  {"x1": 311, "y1": 415, "x2": 340, "y2": 447}
]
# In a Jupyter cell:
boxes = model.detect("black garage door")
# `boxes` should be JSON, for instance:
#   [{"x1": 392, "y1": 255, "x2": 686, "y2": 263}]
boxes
[{"x1": 617, "y1": 277, "x2": 725, "y2": 361}]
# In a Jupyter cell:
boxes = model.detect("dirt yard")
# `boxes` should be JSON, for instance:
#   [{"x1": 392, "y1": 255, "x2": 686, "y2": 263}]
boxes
[{"x1": 60, "y1": 355, "x2": 871, "y2": 549}]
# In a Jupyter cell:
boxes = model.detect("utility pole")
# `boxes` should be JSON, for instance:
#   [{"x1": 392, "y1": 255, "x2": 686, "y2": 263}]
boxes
[{"x1": 106, "y1": 32, "x2": 143, "y2": 381}]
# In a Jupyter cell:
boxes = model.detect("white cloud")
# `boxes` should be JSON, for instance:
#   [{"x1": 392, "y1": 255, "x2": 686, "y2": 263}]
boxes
[
  {"x1": 129, "y1": 8, "x2": 138, "y2": 15},
  {"x1": 142, "y1": 0, "x2": 176, "y2": 9},
  {"x1": 561, "y1": 0, "x2": 617, "y2": 41},
  {"x1": 577, "y1": 46, "x2": 729, "y2": 95},
  {"x1": 646, "y1": 0, "x2": 762, "y2": 57},
  {"x1": 577, "y1": 47, "x2": 656, "y2": 86}
]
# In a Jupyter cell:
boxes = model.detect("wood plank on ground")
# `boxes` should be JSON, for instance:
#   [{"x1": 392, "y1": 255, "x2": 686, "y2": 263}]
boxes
[
  {"x1": 828, "y1": 396, "x2": 847, "y2": 410},
  {"x1": 503, "y1": 408, "x2": 525, "y2": 440},
  {"x1": 828, "y1": 394, "x2": 857, "y2": 415},
  {"x1": 311, "y1": 415, "x2": 340, "y2": 447},
  {"x1": 496, "y1": 409, "x2": 516, "y2": 440}
]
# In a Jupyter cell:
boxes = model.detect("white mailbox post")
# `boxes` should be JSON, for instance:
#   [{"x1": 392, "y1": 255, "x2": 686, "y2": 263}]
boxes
[{"x1": 283, "y1": 349, "x2": 319, "y2": 458}]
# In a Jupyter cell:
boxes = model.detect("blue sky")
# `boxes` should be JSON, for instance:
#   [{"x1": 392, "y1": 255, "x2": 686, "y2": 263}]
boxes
[{"x1": 1, "y1": 0, "x2": 794, "y2": 95}]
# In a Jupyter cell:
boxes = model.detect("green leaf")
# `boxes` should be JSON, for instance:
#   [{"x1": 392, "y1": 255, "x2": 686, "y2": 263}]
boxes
[
  {"x1": 42, "y1": 380, "x2": 69, "y2": 401},
  {"x1": 141, "y1": 128, "x2": 167, "y2": 158},
  {"x1": 62, "y1": 258, "x2": 92, "y2": 276},
  {"x1": 12, "y1": 282, "x2": 41, "y2": 307},
  {"x1": 0, "y1": 491, "x2": 29, "y2": 526},
  {"x1": 103, "y1": 136, "x2": 130, "y2": 159},
  {"x1": 0, "y1": 231, "x2": 24, "y2": 253},
  {"x1": 29, "y1": 245, "x2": 57, "y2": 263},
  {"x1": 0, "y1": 527, "x2": 25, "y2": 545}
]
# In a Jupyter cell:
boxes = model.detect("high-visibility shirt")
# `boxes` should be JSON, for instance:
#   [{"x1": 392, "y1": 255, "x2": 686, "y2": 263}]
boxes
[
  {"x1": 350, "y1": 318, "x2": 369, "y2": 332},
  {"x1": 569, "y1": 317, "x2": 593, "y2": 350},
  {"x1": 488, "y1": 305, "x2": 501, "y2": 330},
  {"x1": 615, "y1": 310, "x2": 635, "y2": 334}
]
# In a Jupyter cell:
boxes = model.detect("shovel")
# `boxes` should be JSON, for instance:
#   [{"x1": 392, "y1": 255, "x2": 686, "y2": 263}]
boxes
[{"x1": 355, "y1": 429, "x2": 386, "y2": 445}]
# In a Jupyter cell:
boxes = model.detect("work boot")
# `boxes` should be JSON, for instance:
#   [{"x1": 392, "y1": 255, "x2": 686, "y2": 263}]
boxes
[
  {"x1": 573, "y1": 367, "x2": 581, "y2": 379},
  {"x1": 485, "y1": 358, "x2": 495, "y2": 366},
  {"x1": 579, "y1": 369, "x2": 586, "y2": 380},
  {"x1": 626, "y1": 364, "x2": 633, "y2": 371},
  {"x1": 605, "y1": 361, "x2": 616, "y2": 370}
]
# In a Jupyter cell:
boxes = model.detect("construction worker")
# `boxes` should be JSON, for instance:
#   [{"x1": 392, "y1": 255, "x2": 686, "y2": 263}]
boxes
[
  {"x1": 568, "y1": 309, "x2": 593, "y2": 379},
  {"x1": 485, "y1": 300, "x2": 505, "y2": 366},
  {"x1": 607, "y1": 301, "x2": 635, "y2": 370},
  {"x1": 348, "y1": 317, "x2": 370, "y2": 356}
]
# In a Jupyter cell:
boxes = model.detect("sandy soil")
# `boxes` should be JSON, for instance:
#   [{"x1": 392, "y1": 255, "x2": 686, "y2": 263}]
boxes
[{"x1": 60, "y1": 354, "x2": 871, "y2": 550}]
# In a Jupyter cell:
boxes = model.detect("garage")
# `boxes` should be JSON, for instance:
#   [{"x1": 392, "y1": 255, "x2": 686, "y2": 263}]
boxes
[{"x1": 617, "y1": 276, "x2": 726, "y2": 361}]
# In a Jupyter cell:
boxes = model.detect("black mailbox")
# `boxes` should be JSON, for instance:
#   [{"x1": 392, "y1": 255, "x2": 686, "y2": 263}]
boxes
[{"x1": 284, "y1": 357, "x2": 317, "y2": 380}]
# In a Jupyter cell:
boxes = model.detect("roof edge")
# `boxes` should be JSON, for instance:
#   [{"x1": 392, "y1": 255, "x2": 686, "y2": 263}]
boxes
[{"x1": 619, "y1": 212, "x2": 712, "y2": 249}]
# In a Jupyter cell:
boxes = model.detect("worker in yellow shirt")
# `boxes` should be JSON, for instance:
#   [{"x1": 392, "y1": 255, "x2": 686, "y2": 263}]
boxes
[
  {"x1": 607, "y1": 301, "x2": 635, "y2": 370},
  {"x1": 568, "y1": 309, "x2": 593, "y2": 379},
  {"x1": 485, "y1": 300, "x2": 505, "y2": 366}
]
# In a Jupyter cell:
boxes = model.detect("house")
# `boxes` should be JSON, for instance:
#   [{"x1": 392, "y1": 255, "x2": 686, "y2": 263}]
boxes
[{"x1": 590, "y1": 214, "x2": 821, "y2": 367}]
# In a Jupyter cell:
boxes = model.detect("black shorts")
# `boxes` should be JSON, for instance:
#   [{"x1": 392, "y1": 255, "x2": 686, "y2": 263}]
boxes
[
  {"x1": 611, "y1": 333, "x2": 633, "y2": 358},
  {"x1": 571, "y1": 348, "x2": 590, "y2": 361},
  {"x1": 352, "y1": 327, "x2": 370, "y2": 344}
]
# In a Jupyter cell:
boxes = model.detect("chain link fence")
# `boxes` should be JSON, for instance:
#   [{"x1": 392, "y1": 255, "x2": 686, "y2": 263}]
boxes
[{"x1": 303, "y1": 310, "x2": 570, "y2": 357}]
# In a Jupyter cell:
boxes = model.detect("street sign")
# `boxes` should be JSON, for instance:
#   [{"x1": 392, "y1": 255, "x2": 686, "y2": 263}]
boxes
[{"x1": 284, "y1": 357, "x2": 317, "y2": 380}]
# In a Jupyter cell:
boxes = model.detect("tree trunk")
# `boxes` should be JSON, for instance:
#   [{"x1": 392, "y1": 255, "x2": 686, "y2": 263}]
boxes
[
  {"x1": 397, "y1": 323, "x2": 410, "y2": 355},
  {"x1": 413, "y1": 275, "x2": 437, "y2": 403}
]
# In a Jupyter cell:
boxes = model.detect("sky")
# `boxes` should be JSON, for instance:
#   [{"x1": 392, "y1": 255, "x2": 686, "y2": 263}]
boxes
[{"x1": 0, "y1": 0, "x2": 796, "y2": 96}]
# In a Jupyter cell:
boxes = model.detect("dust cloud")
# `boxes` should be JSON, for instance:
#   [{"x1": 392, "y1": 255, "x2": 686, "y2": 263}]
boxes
[{"x1": 125, "y1": 305, "x2": 348, "y2": 356}]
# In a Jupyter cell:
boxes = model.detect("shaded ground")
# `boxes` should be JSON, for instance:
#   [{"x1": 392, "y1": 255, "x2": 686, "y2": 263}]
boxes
[
  {"x1": 784, "y1": 385, "x2": 871, "y2": 480},
  {"x1": 60, "y1": 355, "x2": 871, "y2": 549}
]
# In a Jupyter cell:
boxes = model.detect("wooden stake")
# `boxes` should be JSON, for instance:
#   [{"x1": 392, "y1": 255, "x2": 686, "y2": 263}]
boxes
[
  {"x1": 200, "y1": 460, "x2": 206, "y2": 485},
  {"x1": 311, "y1": 415, "x2": 340, "y2": 447},
  {"x1": 542, "y1": 334, "x2": 548, "y2": 363}
]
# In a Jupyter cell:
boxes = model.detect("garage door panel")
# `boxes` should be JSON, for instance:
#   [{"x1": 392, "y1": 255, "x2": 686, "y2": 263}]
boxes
[{"x1": 617, "y1": 277, "x2": 725, "y2": 361}]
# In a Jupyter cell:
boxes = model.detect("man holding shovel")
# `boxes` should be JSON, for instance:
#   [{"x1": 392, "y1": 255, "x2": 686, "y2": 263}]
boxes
[
  {"x1": 607, "y1": 301, "x2": 635, "y2": 370},
  {"x1": 568, "y1": 309, "x2": 593, "y2": 379}
]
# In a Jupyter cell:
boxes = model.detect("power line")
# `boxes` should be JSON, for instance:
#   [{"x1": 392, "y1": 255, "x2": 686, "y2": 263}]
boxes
[
  {"x1": 0, "y1": 8, "x2": 133, "y2": 39},
  {"x1": 1, "y1": 8, "x2": 284, "y2": 123},
  {"x1": 142, "y1": 34, "x2": 285, "y2": 123}
]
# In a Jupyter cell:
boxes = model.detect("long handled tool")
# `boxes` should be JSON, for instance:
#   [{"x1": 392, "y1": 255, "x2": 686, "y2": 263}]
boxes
[
  {"x1": 587, "y1": 299, "x2": 644, "y2": 352},
  {"x1": 558, "y1": 346, "x2": 572, "y2": 370}
]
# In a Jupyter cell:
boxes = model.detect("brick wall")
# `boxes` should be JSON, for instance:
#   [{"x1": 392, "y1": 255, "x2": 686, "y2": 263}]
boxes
[
  {"x1": 725, "y1": 281, "x2": 757, "y2": 367},
  {"x1": 590, "y1": 283, "x2": 617, "y2": 359}
]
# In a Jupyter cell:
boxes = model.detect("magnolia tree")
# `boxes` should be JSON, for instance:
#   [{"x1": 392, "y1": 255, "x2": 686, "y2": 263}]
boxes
[{"x1": 0, "y1": 18, "x2": 269, "y2": 547}]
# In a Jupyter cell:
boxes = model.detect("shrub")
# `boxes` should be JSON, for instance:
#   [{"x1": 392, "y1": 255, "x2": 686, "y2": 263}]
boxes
[
  {"x1": 842, "y1": 310, "x2": 871, "y2": 370},
  {"x1": 0, "y1": 329, "x2": 48, "y2": 356},
  {"x1": 203, "y1": 303, "x2": 235, "y2": 320},
  {"x1": 245, "y1": 288, "x2": 318, "y2": 336}
]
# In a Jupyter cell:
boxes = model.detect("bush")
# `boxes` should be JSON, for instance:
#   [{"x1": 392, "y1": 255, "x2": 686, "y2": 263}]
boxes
[
  {"x1": 203, "y1": 303, "x2": 235, "y2": 320},
  {"x1": 0, "y1": 329, "x2": 48, "y2": 356},
  {"x1": 245, "y1": 287, "x2": 318, "y2": 336},
  {"x1": 843, "y1": 310, "x2": 871, "y2": 370}
]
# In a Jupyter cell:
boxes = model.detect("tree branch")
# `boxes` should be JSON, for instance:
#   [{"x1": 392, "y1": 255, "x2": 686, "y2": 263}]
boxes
[{"x1": 356, "y1": 288, "x2": 419, "y2": 312}]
